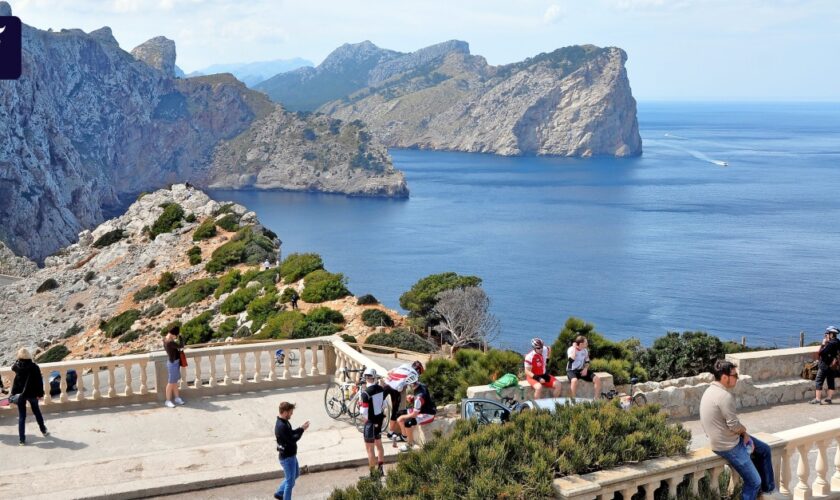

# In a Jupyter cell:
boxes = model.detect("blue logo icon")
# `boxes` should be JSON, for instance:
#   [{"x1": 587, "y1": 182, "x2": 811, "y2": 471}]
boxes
[{"x1": 0, "y1": 16, "x2": 22, "y2": 80}]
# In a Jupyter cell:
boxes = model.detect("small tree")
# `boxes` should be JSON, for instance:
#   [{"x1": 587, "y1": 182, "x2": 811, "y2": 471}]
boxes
[
  {"x1": 431, "y1": 286, "x2": 499, "y2": 352},
  {"x1": 399, "y1": 272, "x2": 482, "y2": 319}
]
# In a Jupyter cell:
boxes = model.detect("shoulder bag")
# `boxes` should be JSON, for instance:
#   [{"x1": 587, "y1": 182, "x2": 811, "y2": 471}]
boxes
[{"x1": 9, "y1": 371, "x2": 31, "y2": 405}]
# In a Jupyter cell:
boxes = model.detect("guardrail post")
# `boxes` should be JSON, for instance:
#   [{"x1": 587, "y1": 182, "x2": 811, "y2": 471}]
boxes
[
  {"x1": 150, "y1": 352, "x2": 168, "y2": 402},
  {"x1": 325, "y1": 342, "x2": 337, "y2": 379}
]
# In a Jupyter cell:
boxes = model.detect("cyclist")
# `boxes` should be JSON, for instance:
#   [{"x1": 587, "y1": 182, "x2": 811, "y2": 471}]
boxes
[
  {"x1": 359, "y1": 367, "x2": 386, "y2": 477},
  {"x1": 567, "y1": 335, "x2": 602, "y2": 399},
  {"x1": 383, "y1": 360, "x2": 423, "y2": 442},
  {"x1": 524, "y1": 338, "x2": 561, "y2": 399},
  {"x1": 395, "y1": 375, "x2": 436, "y2": 452}
]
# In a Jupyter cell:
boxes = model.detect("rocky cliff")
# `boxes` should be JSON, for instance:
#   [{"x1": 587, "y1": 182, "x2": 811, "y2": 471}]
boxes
[
  {"x1": 0, "y1": 242, "x2": 37, "y2": 277},
  {"x1": 258, "y1": 41, "x2": 641, "y2": 158},
  {"x1": 0, "y1": 4, "x2": 406, "y2": 263}
]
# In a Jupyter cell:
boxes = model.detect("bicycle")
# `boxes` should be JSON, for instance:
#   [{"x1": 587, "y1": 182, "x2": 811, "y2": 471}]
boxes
[
  {"x1": 601, "y1": 377, "x2": 647, "y2": 408},
  {"x1": 275, "y1": 348, "x2": 299, "y2": 367},
  {"x1": 324, "y1": 367, "x2": 366, "y2": 424}
]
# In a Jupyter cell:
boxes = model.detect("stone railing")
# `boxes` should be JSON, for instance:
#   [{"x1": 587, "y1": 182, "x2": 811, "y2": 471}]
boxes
[
  {"x1": 555, "y1": 418, "x2": 840, "y2": 499},
  {"x1": 0, "y1": 336, "x2": 378, "y2": 414},
  {"x1": 727, "y1": 346, "x2": 818, "y2": 382}
]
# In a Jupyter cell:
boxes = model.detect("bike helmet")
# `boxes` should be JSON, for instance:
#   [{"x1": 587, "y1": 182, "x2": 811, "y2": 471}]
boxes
[
  {"x1": 411, "y1": 360, "x2": 424, "y2": 375},
  {"x1": 363, "y1": 367, "x2": 377, "y2": 378},
  {"x1": 405, "y1": 371, "x2": 420, "y2": 385},
  {"x1": 531, "y1": 338, "x2": 544, "y2": 350},
  {"x1": 826, "y1": 326, "x2": 840, "y2": 336}
]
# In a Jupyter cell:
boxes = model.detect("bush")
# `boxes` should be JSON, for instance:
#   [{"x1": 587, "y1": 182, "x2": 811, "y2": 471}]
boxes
[
  {"x1": 306, "y1": 307, "x2": 345, "y2": 325},
  {"x1": 290, "y1": 320, "x2": 341, "y2": 339},
  {"x1": 399, "y1": 272, "x2": 481, "y2": 318},
  {"x1": 84, "y1": 271, "x2": 96, "y2": 282},
  {"x1": 258, "y1": 311, "x2": 306, "y2": 339},
  {"x1": 341, "y1": 334, "x2": 357, "y2": 343},
  {"x1": 280, "y1": 253, "x2": 324, "y2": 283},
  {"x1": 240, "y1": 268, "x2": 279, "y2": 290},
  {"x1": 361, "y1": 309, "x2": 394, "y2": 327},
  {"x1": 185, "y1": 213, "x2": 196, "y2": 223},
  {"x1": 133, "y1": 285, "x2": 159, "y2": 302},
  {"x1": 301, "y1": 270, "x2": 350, "y2": 302},
  {"x1": 217, "y1": 317, "x2": 239, "y2": 338},
  {"x1": 356, "y1": 294, "x2": 378, "y2": 305},
  {"x1": 220, "y1": 287, "x2": 259, "y2": 315},
  {"x1": 93, "y1": 229, "x2": 126, "y2": 248},
  {"x1": 420, "y1": 348, "x2": 522, "y2": 404},
  {"x1": 101, "y1": 309, "x2": 141, "y2": 338},
  {"x1": 214, "y1": 269, "x2": 242, "y2": 298},
  {"x1": 158, "y1": 272, "x2": 177, "y2": 292},
  {"x1": 193, "y1": 219, "x2": 217, "y2": 241},
  {"x1": 187, "y1": 245, "x2": 202, "y2": 265},
  {"x1": 181, "y1": 311, "x2": 215, "y2": 345},
  {"x1": 280, "y1": 287, "x2": 299, "y2": 303},
  {"x1": 118, "y1": 331, "x2": 141, "y2": 343},
  {"x1": 330, "y1": 402, "x2": 690, "y2": 499},
  {"x1": 143, "y1": 302, "x2": 165, "y2": 318},
  {"x1": 366, "y1": 329, "x2": 436, "y2": 353},
  {"x1": 150, "y1": 203, "x2": 185, "y2": 238},
  {"x1": 590, "y1": 358, "x2": 647, "y2": 386},
  {"x1": 164, "y1": 278, "x2": 219, "y2": 308},
  {"x1": 641, "y1": 331, "x2": 725, "y2": 381},
  {"x1": 36, "y1": 278, "x2": 59, "y2": 293},
  {"x1": 213, "y1": 203, "x2": 235, "y2": 216},
  {"x1": 247, "y1": 291, "x2": 279, "y2": 332},
  {"x1": 36, "y1": 345, "x2": 70, "y2": 363},
  {"x1": 205, "y1": 226, "x2": 276, "y2": 273},
  {"x1": 216, "y1": 214, "x2": 240, "y2": 232},
  {"x1": 62, "y1": 324, "x2": 83, "y2": 339}
]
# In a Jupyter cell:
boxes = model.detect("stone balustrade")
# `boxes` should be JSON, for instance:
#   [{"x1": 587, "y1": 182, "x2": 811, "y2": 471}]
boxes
[
  {"x1": 555, "y1": 418, "x2": 840, "y2": 499},
  {"x1": 0, "y1": 336, "x2": 371, "y2": 414}
]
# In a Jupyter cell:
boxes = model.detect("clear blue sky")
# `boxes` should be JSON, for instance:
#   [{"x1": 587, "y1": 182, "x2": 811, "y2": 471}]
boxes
[{"x1": 11, "y1": 0, "x2": 840, "y2": 101}]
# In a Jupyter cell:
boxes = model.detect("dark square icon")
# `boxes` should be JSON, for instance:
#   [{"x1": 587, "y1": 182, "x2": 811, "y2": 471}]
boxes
[{"x1": 0, "y1": 16, "x2": 22, "y2": 80}]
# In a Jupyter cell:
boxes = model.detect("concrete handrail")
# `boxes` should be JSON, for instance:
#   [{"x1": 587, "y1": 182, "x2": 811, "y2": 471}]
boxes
[{"x1": 348, "y1": 342, "x2": 440, "y2": 364}]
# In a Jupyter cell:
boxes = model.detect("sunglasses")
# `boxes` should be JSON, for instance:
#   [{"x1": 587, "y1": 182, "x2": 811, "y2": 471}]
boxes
[{"x1": 726, "y1": 372, "x2": 739, "y2": 379}]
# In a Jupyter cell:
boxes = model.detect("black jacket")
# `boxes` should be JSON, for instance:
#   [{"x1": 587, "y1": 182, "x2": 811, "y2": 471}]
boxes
[
  {"x1": 275, "y1": 417, "x2": 305, "y2": 459},
  {"x1": 11, "y1": 359, "x2": 45, "y2": 399},
  {"x1": 819, "y1": 338, "x2": 840, "y2": 365}
]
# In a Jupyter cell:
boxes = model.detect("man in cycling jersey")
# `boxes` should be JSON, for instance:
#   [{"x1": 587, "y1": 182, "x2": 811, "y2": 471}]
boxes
[
  {"x1": 383, "y1": 360, "x2": 424, "y2": 442},
  {"x1": 395, "y1": 379, "x2": 436, "y2": 452},
  {"x1": 359, "y1": 367, "x2": 386, "y2": 477},
  {"x1": 567, "y1": 335, "x2": 602, "y2": 399},
  {"x1": 524, "y1": 338, "x2": 562, "y2": 399}
]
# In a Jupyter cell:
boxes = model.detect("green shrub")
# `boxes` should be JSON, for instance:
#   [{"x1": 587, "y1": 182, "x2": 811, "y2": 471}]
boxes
[
  {"x1": 548, "y1": 317, "x2": 638, "y2": 375},
  {"x1": 220, "y1": 287, "x2": 259, "y2": 315},
  {"x1": 366, "y1": 329, "x2": 435, "y2": 353},
  {"x1": 306, "y1": 307, "x2": 345, "y2": 324},
  {"x1": 213, "y1": 203, "x2": 235, "y2": 216},
  {"x1": 420, "y1": 348, "x2": 522, "y2": 404},
  {"x1": 181, "y1": 311, "x2": 215, "y2": 345},
  {"x1": 247, "y1": 291, "x2": 279, "y2": 332},
  {"x1": 160, "y1": 320, "x2": 182, "y2": 335},
  {"x1": 217, "y1": 317, "x2": 239, "y2": 338},
  {"x1": 641, "y1": 331, "x2": 725, "y2": 381},
  {"x1": 62, "y1": 324, "x2": 83, "y2": 339},
  {"x1": 118, "y1": 331, "x2": 141, "y2": 343},
  {"x1": 36, "y1": 278, "x2": 59, "y2": 293},
  {"x1": 193, "y1": 219, "x2": 217, "y2": 241},
  {"x1": 258, "y1": 311, "x2": 306, "y2": 339},
  {"x1": 280, "y1": 287, "x2": 299, "y2": 303},
  {"x1": 158, "y1": 272, "x2": 177, "y2": 292},
  {"x1": 133, "y1": 285, "x2": 159, "y2": 302},
  {"x1": 92, "y1": 229, "x2": 126, "y2": 248},
  {"x1": 185, "y1": 213, "x2": 196, "y2": 223},
  {"x1": 36, "y1": 345, "x2": 70, "y2": 363},
  {"x1": 150, "y1": 203, "x2": 185, "y2": 238},
  {"x1": 143, "y1": 302, "x2": 165, "y2": 318},
  {"x1": 214, "y1": 269, "x2": 242, "y2": 298},
  {"x1": 341, "y1": 334, "x2": 357, "y2": 343},
  {"x1": 356, "y1": 294, "x2": 378, "y2": 305},
  {"x1": 187, "y1": 245, "x2": 202, "y2": 265},
  {"x1": 290, "y1": 320, "x2": 341, "y2": 339},
  {"x1": 216, "y1": 214, "x2": 240, "y2": 232},
  {"x1": 164, "y1": 278, "x2": 219, "y2": 308},
  {"x1": 330, "y1": 402, "x2": 690, "y2": 499},
  {"x1": 101, "y1": 309, "x2": 141, "y2": 338},
  {"x1": 361, "y1": 309, "x2": 394, "y2": 327},
  {"x1": 205, "y1": 226, "x2": 276, "y2": 273},
  {"x1": 399, "y1": 272, "x2": 481, "y2": 318},
  {"x1": 240, "y1": 268, "x2": 278, "y2": 290},
  {"x1": 280, "y1": 253, "x2": 324, "y2": 283},
  {"x1": 84, "y1": 271, "x2": 96, "y2": 282},
  {"x1": 590, "y1": 358, "x2": 647, "y2": 386},
  {"x1": 301, "y1": 270, "x2": 350, "y2": 302}
]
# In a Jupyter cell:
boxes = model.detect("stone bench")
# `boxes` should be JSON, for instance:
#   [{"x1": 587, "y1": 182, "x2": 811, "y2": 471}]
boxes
[{"x1": 466, "y1": 372, "x2": 614, "y2": 401}]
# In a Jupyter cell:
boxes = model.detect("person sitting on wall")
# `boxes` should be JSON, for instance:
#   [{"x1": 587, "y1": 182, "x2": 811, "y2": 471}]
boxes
[
  {"x1": 524, "y1": 338, "x2": 561, "y2": 399},
  {"x1": 566, "y1": 335, "x2": 602, "y2": 399}
]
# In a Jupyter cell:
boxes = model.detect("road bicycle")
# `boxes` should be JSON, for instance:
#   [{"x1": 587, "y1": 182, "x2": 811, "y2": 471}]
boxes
[
  {"x1": 275, "y1": 348, "x2": 299, "y2": 367},
  {"x1": 324, "y1": 367, "x2": 366, "y2": 424},
  {"x1": 601, "y1": 377, "x2": 647, "y2": 408}
]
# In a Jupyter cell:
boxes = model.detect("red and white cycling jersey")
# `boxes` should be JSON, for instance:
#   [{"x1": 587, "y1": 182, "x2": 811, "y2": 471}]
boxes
[
  {"x1": 385, "y1": 363, "x2": 418, "y2": 392},
  {"x1": 524, "y1": 346, "x2": 550, "y2": 376}
]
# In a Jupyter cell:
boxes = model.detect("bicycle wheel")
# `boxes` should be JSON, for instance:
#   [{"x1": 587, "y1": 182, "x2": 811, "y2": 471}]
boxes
[
  {"x1": 324, "y1": 383, "x2": 345, "y2": 419},
  {"x1": 348, "y1": 394, "x2": 362, "y2": 426},
  {"x1": 632, "y1": 393, "x2": 647, "y2": 407},
  {"x1": 288, "y1": 350, "x2": 299, "y2": 364}
]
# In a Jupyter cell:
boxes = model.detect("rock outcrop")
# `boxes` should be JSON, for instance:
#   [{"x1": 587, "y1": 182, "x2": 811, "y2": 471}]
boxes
[
  {"x1": 258, "y1": 41, "x2": 642, "y2": 158},
  {"x1": 0, "y1": 5, "x2": 406, "y2": 262},
  {"x1": 130, "y1": 36, "x2": 178, "y2": 77},
  {"x1": 0, "y1": 242, "x2": 38, "y2": 278}
]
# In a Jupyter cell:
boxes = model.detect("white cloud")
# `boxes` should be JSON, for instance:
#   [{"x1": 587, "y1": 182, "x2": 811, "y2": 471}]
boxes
[
  {"x1": 543, "y1": 4, "x2": 565, "y2": 24},
  {"x1": 112, "y1": 0, "x2": 142, "y2": 13}
]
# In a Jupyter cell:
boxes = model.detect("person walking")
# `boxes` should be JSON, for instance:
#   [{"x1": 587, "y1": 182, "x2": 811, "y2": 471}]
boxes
[
  {"x1": 524, "y1": 338, "x2": 561, "y2": 399},
  {"x1": 274, "y1": 401, "x2": 310, "y2": 500},
  {"x1": 700, "y1": 360, "x2": 774, "y2": 500},
  {"x1": 11, "y1": 348, "x2": 48, "y2": 445},
  {"x1": 290, "y1": 290, "x2": 299, "y2": 310},
  {"x1": 359, "y1": 367, "x2": 386, "y2": 476},
  {"x1": 811, "y1": 326, "x2": 840, "y2": 404},
  {"x1": 566, "y1": 335, "x2": 602, "y2": 399},
  {"x1": 163, "y1": 325, "x2": 185, "y2": 408}
]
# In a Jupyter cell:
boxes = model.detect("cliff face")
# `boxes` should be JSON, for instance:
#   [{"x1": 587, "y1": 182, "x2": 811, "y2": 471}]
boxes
[
  {"x1": 260, "y1": 41, "x2": 642, "y2": 158},
  {"x1": 0, "y1": 7, "x2": 406, "y2": 262}
]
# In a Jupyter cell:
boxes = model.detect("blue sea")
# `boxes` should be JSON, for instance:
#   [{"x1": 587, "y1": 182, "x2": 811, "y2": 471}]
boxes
[{"x1": 210, "y1": 102, "x2": 840, "y2": 350}]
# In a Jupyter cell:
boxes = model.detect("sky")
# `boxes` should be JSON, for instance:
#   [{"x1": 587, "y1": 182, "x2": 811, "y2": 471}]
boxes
[{"x1": 8, "y1": 0, "x2": 840, "y2": 101}]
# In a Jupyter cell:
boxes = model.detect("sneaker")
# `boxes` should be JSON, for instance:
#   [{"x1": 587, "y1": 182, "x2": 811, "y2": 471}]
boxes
[
  {"x1": 41, "y1": 428, "x2": 49, "y2": 437},
  {"x1": 165, "y1": 400, "x2": 175, "y2": 408},
  {"x1": 174, "y1": 397, "x2": 185, "y2": 406},
  {"x1": 810, "y1": 399, "x2": 821, "y2": 404},
  {"x1": 399, "y1": 443, "x2": 413, "y2": 453},
  {"x1": 822, "y1": 398, "x2": 833, "y2": 405}
]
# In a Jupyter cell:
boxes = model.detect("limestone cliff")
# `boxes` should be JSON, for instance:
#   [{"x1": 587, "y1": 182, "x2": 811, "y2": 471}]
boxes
[
  {"x1": 0, "y1": 4, "x2": 406, "y2": 262},
  {"x1": 259, "y1": 41, "x2": 641, "y2": 158},
  {"x1": 0, "y1": 242, "x2": 37, "y2": 278}
]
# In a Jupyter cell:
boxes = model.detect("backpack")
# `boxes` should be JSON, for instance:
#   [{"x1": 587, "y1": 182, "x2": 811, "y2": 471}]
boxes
[
  {"x1": 489, "y1": 373, "x2": 521, "y2": 396},
  {"x1": 802, "y1": 360, "x2": 819, "y2": 380}
]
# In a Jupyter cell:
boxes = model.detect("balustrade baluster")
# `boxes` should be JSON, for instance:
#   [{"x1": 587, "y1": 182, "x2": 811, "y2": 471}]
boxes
[
  {"x1": 780, "y1": 447, "x2": 792, "y2": 496},
  {"x1": 92, "y1": 367, "x2": 101, "y2": 400},
  {"x1": 75, "y1": 367, "x2": 85, "y2": 401},
  {"x1": 139, "y1": 361, "x2": 147, "y2": 395},
  {"x1": 194, "y1": 355, "x2": 203, "y2": 389},
  {"x1": 643, "y1": 481, "x2": 657, "y2": 500},
  {"x1": 813, "y1": 439, "x2": 829, "y2": 495},
  {"x1": 253, "y1": 350, "x2": 262, "y2": 383},
  {"x1": 208, "y1": 355, "x2": 217, "y2": 388},
  {"x1": 832, "y1": 436, "x2": 840, "y2": 491},
  {"x1": 283, "y1": 348, "x2": 291, "y2": 379},
  {"x1": 42, "y1": 370, "x2": 52, "y2": 404},
  {"x1": 620, "y1": 486, "x2": 636, "y2": 500},
  {"x1": 124, "y1": 362, "x2": 133, "y2": 397},
  {"x1": 268, "y1": 350, "x2": 276, "y2": 381},
  {"x1": 238, "y1": 353, "x2": 246, "y2": 384},
  {"x1": 223, "y1": 354, "x2": 231, "y2": 385},
  {"x1": 690, "y1": 471, "x2": 702, "y2": 496},
  {"x1": 107, "y1": 365, "x2": 116, "y2": 398},
  {"x1": 297, "y1": 347, "x2": 306, "y2": 378},
  {"x1": 310, "y1": 346, "x2": 320, "y2": 376},
  {"x1": 710, "y1": 466, "x2": 723, "y2": 493},
  {"x1": 794, "y1": 443, "x2": 812, "y2": 500},
  {"x1": 59, "y1": 368, "x2": 69, "y2": 403},
  {"x1": 666, "y1": 477, "x2": 678, "y2": 499}
]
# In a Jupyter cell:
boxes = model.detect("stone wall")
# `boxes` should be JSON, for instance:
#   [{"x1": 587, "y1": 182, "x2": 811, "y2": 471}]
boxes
[
  {"x1": 466, "y1": 372, "x2": 615, "y2": 401},
  {"x1": 726, "y1": 346, "x2": 817, "y2": 382}
]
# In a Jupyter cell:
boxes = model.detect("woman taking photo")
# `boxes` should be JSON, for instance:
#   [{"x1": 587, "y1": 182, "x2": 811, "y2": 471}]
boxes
[
  {"x1": 11, "y1": 348, "x2": 48, "y2": 445},
  {"x1": 163, "y1": 325, "x2": 186, "y2": 408}
]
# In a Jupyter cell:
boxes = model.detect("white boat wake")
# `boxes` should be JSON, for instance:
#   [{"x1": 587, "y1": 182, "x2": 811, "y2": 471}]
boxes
[{"x1": 663, "y1": 133, "x2": 729, "y2": 166}]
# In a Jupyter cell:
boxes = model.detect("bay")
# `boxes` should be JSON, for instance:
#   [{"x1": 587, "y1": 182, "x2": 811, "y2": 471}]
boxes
[{"x1": 210, "y1": 102, "x2": 840, "y2": 349}]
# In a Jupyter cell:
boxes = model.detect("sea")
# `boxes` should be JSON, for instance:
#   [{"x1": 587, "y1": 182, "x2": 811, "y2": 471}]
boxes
[{"x1": 209, "y1": 102, "x2": 840, "y2": 350}]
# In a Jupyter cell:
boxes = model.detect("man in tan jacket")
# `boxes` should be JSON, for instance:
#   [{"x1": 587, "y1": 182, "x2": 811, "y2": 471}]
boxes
[{"x1": 700, "y1": 360, "x2": 774, "y2": 500}]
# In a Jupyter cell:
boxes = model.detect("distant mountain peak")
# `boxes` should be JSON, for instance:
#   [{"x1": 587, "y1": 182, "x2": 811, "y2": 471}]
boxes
[
  {"x1": 131, "y1": 36, "x2": 177, "y2": 77},
  {"x1": 88, "y1": 27, "x2": 119, "y2": 47}
]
